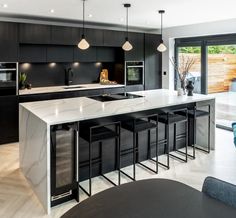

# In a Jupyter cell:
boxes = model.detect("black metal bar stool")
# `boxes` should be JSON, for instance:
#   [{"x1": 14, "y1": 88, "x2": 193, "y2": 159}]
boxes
[
  {"x1": 79, "y1": 121, "x2": 121, "y2": 196},
  {"x1": 157, "y1": 108, "x2": 188, "y2": 165},
  {"x1": 188, "y1": 105, "x2": 211, "y2": 157},
  {"x1": 121, "y1": 114, "x2": 159, "y2": 181}
]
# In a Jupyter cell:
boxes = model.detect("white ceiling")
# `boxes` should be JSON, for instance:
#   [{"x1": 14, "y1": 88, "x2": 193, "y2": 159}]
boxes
[{"x1": 0, "y1": 0, "x2": 236, "y2": 29}]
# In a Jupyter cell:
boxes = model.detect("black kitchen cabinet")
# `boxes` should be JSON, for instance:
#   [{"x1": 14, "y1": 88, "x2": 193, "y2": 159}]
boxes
[
  {"x1": 82, "y1": 28, "x2": 103, "y2": 46},
  {"x1": 144, "y1": 34, "x2": 162, "y2": 90},
  {"x1": 125, "y1": 85, "x2": 144, "y2": 92},
  {"x1": 19, "y1": 45, "x2": 47, "y2": 63},
  {"x1": 19, "y1": 23, "x2": 51, "y2": 44},
  {"x1": 73, "y1": 46, "x2": 97, "y2": 62},
  {"x1": 47, "y1": 46, "x2": 74, "y2": 62},
  {"x1": 125, "y1": 32, "x2": 144, "y2": 61},
  {"x1": 0, "y1": 96, "x2": 18, "y2": 144},
  {"x1": 103, "y1": 30, "x2": 125, "y2": 47},
  {"x1": 51, "y1": 26, "x2": 80, "y2": 45},
  {"x1": 0, "y1": 22, "x2": 18, "y2": 62},
  {"x1": 79, "y1": 89, "x2": 103, "y2": 97},
  {"x1": 96, "y1": 47, "x2": 115, "y2": 62},
  {"x1": 103, "y1": 87, "x2": 125, "y2": 95},
  {"x1": 19, "y1": 91, "x2": 80, "y2": 103}
]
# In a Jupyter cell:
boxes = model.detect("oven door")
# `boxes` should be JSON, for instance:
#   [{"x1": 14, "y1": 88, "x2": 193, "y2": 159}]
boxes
[{"x1": 126, "y1": 66, "x2": 143, "y2": 85}]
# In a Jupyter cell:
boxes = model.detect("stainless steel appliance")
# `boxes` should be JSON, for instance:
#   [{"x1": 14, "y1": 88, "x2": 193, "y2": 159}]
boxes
[
  {"x1": 0, "y1": 62, "x2": 18, "y2": 96},
  {"x1": 125, "y1": 61, "x2": 144, "y2": 86}
]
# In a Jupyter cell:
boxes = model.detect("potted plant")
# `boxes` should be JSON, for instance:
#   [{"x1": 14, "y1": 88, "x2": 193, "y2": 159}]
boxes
[
  {"x1": 19, "y1": 72, "x2": 27, "y2": 90},
  {"x1": 170, "y1": 55, "x2": 196, "y2": 94}
]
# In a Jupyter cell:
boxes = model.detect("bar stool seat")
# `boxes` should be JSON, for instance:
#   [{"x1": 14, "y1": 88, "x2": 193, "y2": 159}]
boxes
[
  {"x1": 154, "y1": 109, "x2": 188, "y2": 165},
  {"x1": 187, "y1": 109, "x2": 210, "y2": 118},
  {"x1": 188, "y1": 106, "x2": 211, "y2": 155},
  {"x1": 121, "y1": 114, "x2": 159, "y2": 181},
  {"x1": 122, "y1": 119, "x2": 157, "y2": 132},
  {"x1": 80, "y1": 126, "x2": 118, "y2": 142},
  {"x1": 158, "y1": 113, "x2": 187, "y2": 124},
  {"x1": 79, "y1": 121, "x2": 121, "y2": 197}
]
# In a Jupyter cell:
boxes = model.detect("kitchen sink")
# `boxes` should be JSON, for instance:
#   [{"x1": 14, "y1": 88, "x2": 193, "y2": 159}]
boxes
[
  {"x1": 89, "y1": 93, "x2": 143, "y2": 102},
  {"x1": 64, "y1": 86, "x2": 85, "y2": 89}
]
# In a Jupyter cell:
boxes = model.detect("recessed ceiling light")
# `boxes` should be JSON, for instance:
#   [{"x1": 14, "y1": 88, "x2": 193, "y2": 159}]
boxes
[
  {"x1": 120, "y1": 18, "x2": 124, "y2": 22},
  {"x1": 50, "y1": 9, "x2": 55, "y2": 13},
  {"x1": 3, "y1": 4, "x2": 8, "y2": 8},
  {"x1": 88, "y1": 14, "x2": 93, "y2": 18}
]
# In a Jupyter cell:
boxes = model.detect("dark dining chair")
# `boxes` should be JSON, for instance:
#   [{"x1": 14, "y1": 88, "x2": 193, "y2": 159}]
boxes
[{"x1": 202, "y1": 176, "x2": 236, "y2": 209}]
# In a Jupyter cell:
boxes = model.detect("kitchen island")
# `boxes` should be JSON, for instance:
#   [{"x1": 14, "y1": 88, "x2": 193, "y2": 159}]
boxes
[{"x1": 19, "y1": 89, "x2": 215, "y2": 214}]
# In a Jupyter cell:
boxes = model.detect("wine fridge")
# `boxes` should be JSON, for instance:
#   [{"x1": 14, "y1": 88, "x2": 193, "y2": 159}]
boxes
[{"x1": 50, "y1": 122, "x2": 79, "y2": 206}]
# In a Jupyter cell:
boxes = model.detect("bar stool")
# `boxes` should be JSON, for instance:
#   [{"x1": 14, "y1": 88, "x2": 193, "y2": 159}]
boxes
[
  {"x1": 79, "y1": 121, "x2": 121, "y2": 196},
  {"x1": 188, "y1": 105, "x2": 211, "y2": 158},
  {"x1": 121, "y1": 114, "x2": 159, "y2": 181},
  {"x1": 157, "y1": 108, "x2": 188, "y2": 165}
]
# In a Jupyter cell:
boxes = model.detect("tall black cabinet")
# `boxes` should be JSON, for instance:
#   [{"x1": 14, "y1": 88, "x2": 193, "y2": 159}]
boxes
[{"x1": 144, "y1": 34, "x2": 162, "y2": 90}]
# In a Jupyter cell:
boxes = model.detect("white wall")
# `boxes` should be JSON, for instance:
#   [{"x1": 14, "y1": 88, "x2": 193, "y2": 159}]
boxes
[{"x1": 162, "y1": 18, "x2": 236, "y2": 90}]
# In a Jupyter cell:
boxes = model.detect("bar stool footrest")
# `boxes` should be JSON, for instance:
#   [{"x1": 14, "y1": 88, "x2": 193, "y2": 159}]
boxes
[
  {"x1": 120, "y1": 169, "x2": 136, "y2": 181},
  {"x1": 79, "y1": 184, "x2": 91, "y2": 197},
  {"x1": 169, "y1": 153, "x2": 187, "y2": 162},
  {"x1": 195, "y1": 146, "x2": 210, "y2": 153},
  {"x1": 175, "y1": 150, "x2": 195, "y2": 159},
  {"x1": 137, "y1": 161, "x2": 157, "y2": 174}
]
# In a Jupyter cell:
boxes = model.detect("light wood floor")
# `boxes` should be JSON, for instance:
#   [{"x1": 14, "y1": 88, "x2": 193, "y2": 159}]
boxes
[{"x1": 1, "y1": 128, "x2": 236, "y2": 218}]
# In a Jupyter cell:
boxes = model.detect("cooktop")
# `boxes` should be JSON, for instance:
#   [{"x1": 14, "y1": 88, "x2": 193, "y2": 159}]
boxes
[{"x1": 89, "y1": 93, "x2": 143, "y2": 102}]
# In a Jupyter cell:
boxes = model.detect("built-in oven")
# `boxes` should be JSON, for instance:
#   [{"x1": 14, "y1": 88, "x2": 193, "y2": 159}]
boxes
[
  {"x1": 0, "y1": 62, "x2": 18, "y2": 96},
  {"x1": 125, "y1": 61, "x2": 144, "y2": 86}
]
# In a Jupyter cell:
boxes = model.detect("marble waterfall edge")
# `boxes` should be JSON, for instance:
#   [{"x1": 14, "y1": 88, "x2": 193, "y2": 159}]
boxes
[{"x1": 19, "y1": 105, "x2": 51, "y2": 214}]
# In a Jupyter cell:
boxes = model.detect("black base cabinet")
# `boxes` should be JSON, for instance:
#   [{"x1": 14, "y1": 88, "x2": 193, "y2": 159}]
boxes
[
  {"x1": 0, "y1": 96, "x2": 18, "y2": 145},
  {"x1": 50, "y1": 123, "x2": 79, "y2": 206}
]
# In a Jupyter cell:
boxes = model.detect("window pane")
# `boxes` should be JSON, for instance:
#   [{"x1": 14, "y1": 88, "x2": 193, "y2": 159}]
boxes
[{"x1": 177, "y1": 46, "x2": 201, "y2": 93}]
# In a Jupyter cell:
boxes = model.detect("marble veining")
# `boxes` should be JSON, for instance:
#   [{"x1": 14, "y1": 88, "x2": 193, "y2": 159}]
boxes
[
  {"x1": 19, "y1": 106, "x2": 51, "y2": 214},
  {"x1": 19, "y1": 83, "x2": 125, "y2": 95},
  {"x1": 20, "y1": 89, "x2": 215, "y2": 125}
]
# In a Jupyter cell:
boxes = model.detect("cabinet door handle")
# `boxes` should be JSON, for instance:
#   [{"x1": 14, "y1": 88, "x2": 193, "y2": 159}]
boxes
[{"x1": 75, "y1": 130, "x2": 79, "y2": 182}]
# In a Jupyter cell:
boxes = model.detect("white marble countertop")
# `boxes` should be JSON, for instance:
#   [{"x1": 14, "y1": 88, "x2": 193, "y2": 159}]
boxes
[
  {"x1": 19, "y1": 83, "x2": 125, "y2": 95},
  {"x1": 20, "y1": 89, "x2": 215, "y2": 125}
]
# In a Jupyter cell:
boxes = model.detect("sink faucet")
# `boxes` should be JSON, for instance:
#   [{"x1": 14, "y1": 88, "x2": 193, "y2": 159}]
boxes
[{"x1": 65, "y1": 68, "x2": 74, "y2": 86}]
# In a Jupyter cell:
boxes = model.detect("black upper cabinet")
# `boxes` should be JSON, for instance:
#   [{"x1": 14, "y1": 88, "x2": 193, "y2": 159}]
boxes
[
  {"x1": 82, "y1": 28, "x2": 103, "y2": 46},
  {"x1": 19, "y1": 45, "x2": 47, "y2": 63},
  {"x1": 51, "y1": 26, "x2": 80, "y2": 45},
  {"x1": 19, "y1": 23, "x2": 51, "y2": 44},
  {"x1": 144, "y1": 33, "x2": 162, "y2": 90},
  {"x1": 96, "y1": 47, "x2": 115, "y2": 62},
  {"x1": 0, "y1": 22, "x2": 18, "y2": 62},
  {"x1": 47, "y1": 46, "x2": 74, "y2": 62},
  {"x1": 125, "y1": 32, "x2": 144, "y2": 61},
  {"x1": 103, "y1": 30, "x2": 125, "y2": 47},
  {"x1": 74, "y1": 47, "x2": 96, "y2": 62}
]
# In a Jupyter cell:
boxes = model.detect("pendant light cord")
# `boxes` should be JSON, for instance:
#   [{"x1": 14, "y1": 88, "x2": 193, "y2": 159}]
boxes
[
  {"x1": 161, "y1": 12, "x2": 163, "y2": 36},
  {"x1": 82, "y1": 0, "x2": 85, "y2": 36},
  {"x1": 126, "y1": 6, "x2": 129, "y2": 39}
]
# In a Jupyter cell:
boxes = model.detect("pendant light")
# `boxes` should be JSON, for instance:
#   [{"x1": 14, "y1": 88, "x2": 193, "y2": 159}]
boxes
[
  {"x1": 122, "y1": 3, "x2": 133, "y2": 51},
  {"x1": 157, "y1": 10, "x2": 167, "y2": 52},
  {"x1": 78, "y1": 0, "x2": 90, "y2": 50}
]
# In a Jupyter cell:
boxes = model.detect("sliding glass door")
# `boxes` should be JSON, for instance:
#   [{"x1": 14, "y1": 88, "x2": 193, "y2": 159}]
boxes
[
  {"x1": 175, "y1": 35, "x2": 236, "y2": 130},
  {"x1": 207, "y1": 44, "x2": 236, "y2": 129}
]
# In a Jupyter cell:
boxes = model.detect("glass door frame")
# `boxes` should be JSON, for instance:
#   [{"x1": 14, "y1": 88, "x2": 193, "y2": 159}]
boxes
[{"x1": 175, "y1": 33, "x2": 236, "y2": 95}]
